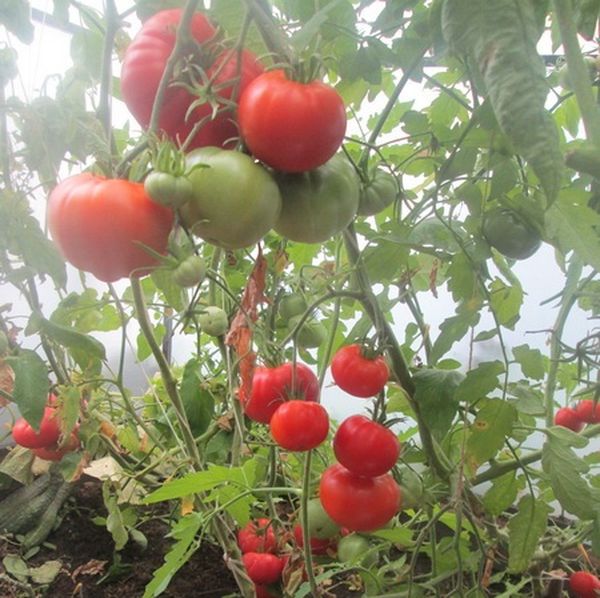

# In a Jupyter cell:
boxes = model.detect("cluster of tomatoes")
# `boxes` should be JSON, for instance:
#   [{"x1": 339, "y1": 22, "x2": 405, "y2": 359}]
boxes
[
  {"x1": 569, "y1": 570, "x2": 600, "y2": 598},
  {"x1": 11, "y1": 395, "x2": 79, "y2": 461},
  {"x1": 554, "y1": 398, "x2": 600, "y2": 432}
]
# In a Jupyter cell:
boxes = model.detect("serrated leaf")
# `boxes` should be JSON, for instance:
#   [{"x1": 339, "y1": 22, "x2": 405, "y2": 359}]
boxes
[
  {"x1": 430, "y1": 310, "x2": 480, "y2": 365},
  {"x1": 489, "y1": 278, "x2": 523, "y2": 329},
  {"x1": 5, "y1": 350, "x2": 49, "y2": 429},
  {"x1": 455, "y1": 361, "x2": 505, "y2": 403},
  {"x1": 508, "y1": 495, "x2": 550, "y2": 572},
  {"x1": 512, "y1": 344, "x2": 545, "y2": 380}
]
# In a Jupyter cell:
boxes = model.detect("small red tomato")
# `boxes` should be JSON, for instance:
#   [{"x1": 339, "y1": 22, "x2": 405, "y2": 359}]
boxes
[
  {"x1": 333, "y1": 415, "x2": 400, "y2": 477},
  {"x1": 319, "y1": 464, "x2": 401, "y2": 532},
  {"x1": 331, "y1": 345, "x2": 389, "y2": 398},
  {"x1": 12, "y1": 407, "x2": 61, "y2": 449},
  {"x1": 554, "y1": 407, "x2": 584, "y2": 432},
  {"x1": 293, "y1": 524, "x2": 334, "y2": 555},
  {"x1": 574, "y1": 399, "x2": 600, "y2": 424},
  {"x1": 242, "y1": 552, "x2": 284, "y2": 585},
  {"x1": 270, "y1": 401, "x2": 329, "y2": 451},
  {"x1": 243, "y1": 362, "x2": 320, "y2": 424},
  {"x1": 237, "y1": 518, "x2": 278, "y2": 554},
  {"x1": 569, "y1": 570, "x2": 600, "y2": 598}
]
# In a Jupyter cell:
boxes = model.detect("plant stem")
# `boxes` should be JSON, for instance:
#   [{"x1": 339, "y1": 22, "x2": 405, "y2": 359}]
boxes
[{"x1": 300, "y1": 450, "x2": 320, "y2": 597}]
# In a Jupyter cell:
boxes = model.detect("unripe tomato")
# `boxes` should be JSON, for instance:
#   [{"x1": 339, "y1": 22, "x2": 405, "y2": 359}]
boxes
[
  {"x1": 242, "y1": 552, "x2": 284, "y2": 585},
  {"x1": 554, "y1": 406, "x2": 584, "y2": 432},
  {"x1": 197, "y1": 306, "x2": 228, "y2": 337},
  {"x1": 482, "y1": 208, "x2": 542, "y2": 260},
  {"x1": 286, "y1": 315, "x2": 327, "y2": 349},
  {"x1": 569, "y1": 570, "x2": 600, "y2": 598},
  {"x1": 333, "y1": 415, "x2": 400, "y2": 477},
  {"x1": 269, "y1": 401, "x2": 329, "y2": 451},
  {"x1": 293, "y1": 524, "x2": 335, "y2": 555},
  {"x1": 278, "y1": 293, "x2": 307, "y2": 321},
  {"x1": 144, "y1": 172, "x2": 194, "y2": 208},
  {"x1": 306, "y1": 497, "x2": 340, "y2": 539},
  {"x1": 337, "y1": 534, "x2": 378, "y2": 567},
  {"x1": 319, "y1": 464, "x2": 401, "y2": 532},
  {"x1": 574, "y1": 399, "x2": 600, "y2": 424},
  {"x1": 237, "y1": 518, "x2": 278, "y2": 554},
  {"x1": 172, "y1": 255, "x2": 206, "y2": 288},
  {"x1": 397, "y1": 466, "x2": 425, "y2": 510},
  {"x1": 331, "y1": 344, "x2": 389, "y2": 398},
  {"x1": 12, "y1": 406, "x2": 61, "y2": 449},
  {"x1": 357, "y1": 168, "x2": 399, "y2": 217}
]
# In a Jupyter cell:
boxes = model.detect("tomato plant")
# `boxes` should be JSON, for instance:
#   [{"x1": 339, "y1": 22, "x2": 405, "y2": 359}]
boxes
[
  {"x1": 237, "y1": 518, "x2": 278, "y2": 554},
  {"x1": 319, "y1": 464, "x2": 401, "y2": 532},
  {"x1": 286, "y1": 315, "x2": 327, "y2": 349},
  {"x1": 333, "y1": 415, "x2": 400, "y2": 477},
  {"x1": 554, "y1": 406, "x2": 584, "y2": 432},
  {"x1": 47, "y1": 174, "x2": 174, "y2": 283},
  {"x1": 274, "y1": 153, "x2": 360, "y2": 243},
  {"x1": 178, "y1": 147, "x2": 281, "y2": 249},
  {"x1": 269, "y1": 400, "x2": 329, "y2": 451},
  {"x1": 357, "y1": 168, "x2": 399, "y2": 217},
  {"x1": 172, "y1": 255, "x2": 206, "y2": 288},
  {"x1": 482, "y1": 207, "x2": 542, "y2": 260},
  {"x1": 12, "y1": 406, "x2": 61, "y2": 449},
  {"x1": 242, "y1": 552, "x2": 284, "y2": 585},
  {"x1": 238, "y1": 69, "x2": 346, "y2": 173},
  {"x1": 330, "y1": 345, "x2": 389, "y2": 398}
]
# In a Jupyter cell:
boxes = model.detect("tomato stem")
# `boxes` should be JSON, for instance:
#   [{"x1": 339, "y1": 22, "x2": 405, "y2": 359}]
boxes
[{"x1": 300, "y1": 450, "x2": 321, "y2": 597}]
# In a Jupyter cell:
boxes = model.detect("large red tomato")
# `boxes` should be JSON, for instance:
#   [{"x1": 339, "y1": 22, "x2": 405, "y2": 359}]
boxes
[
  {"x1": 120, "y1": 9, "x2": 263, "y2": 150},
  {"x1": 238, "y1": 69, "x2": 346, "y2": 172},
  {"x1": 243, "y1": 363, "x2": 320, "y2": 424},
  {"x1": 330, "y1": 344, "x2": 389, "y2": 398},
  {"x1": 12, "y1": 406, "x2": 61, "y2": 449},
  {"x1": 237, "y1": 518, "x2": 278, "y2": 554},
  {"x1": 242, "y1": 552, "x2": 284, "y2": 585},
  {"x1": 269, "y1": 400, "x2": 329, "y2": 451},
  {"x1": 319, "y1": 464, "x2": 401, "y2": 532},
  {"x1": 48, "y1": 174, "x2": 173, "y2": 282},
  {"x1": 333, "y1": 415, "x2": 400, "y2": 477}
]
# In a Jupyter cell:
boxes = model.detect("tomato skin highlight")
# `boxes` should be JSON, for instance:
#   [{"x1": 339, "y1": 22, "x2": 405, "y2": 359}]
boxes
[
  {"x1": 554, "y1": 407, "x2": 584, "y2": 432},
  {"x1": 569, "y1": 571, "x2": 600, "y2": 598},
  {"x1": 269, "y1": 400, "x2": 329, "y2": 451},
  {"x1": 574, "y1": 399, "x2": 600, "y2": 424},
  {"x1": 48, "y1": 174, "x2": 173, "y2": 283},
  {"x1": 238, "y1": 69, "x2": 346, "y2": 173},
  {"x1": 319, "y1": 464, "x2": 401, "y2": 532},
  {"x1": 244, "y1": 363, "x2": 319, "y2": 424},
  {"x1": 330, "y1": 344, "x2": 389, "y2": 398},
  {"x1": 12, "y1": 406, "x2": 61, "y2": 449},
  {"x1": 242, "y1": 552, "x2": 284, "y2": 585},
  {"x1": 333, "y1": 415, "x2": 400, "y2": 477},
  {"x1": 237, "y1": 518, "x2": 278, "y2": 554}
]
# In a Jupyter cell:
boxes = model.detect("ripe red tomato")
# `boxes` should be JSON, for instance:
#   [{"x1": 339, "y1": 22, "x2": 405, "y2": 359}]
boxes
[
  {"x1": 333, "y1": 415, "x2": 400, "y2": 477},
  {"x1": 319, "y1": 464, "x2": 401, "y2": 532},
  {"x1": 554, "y1": 407, "x2": 584, "y2": 432},
  {"x1": 243, "y1": 363, "x2": 320, "y2": 424},
  {"x1": 242, "y1": 552, "x2": 284, "y2": 585},
  {"x1": 569, "y1": 570, "x2": 600, "y2": 598},
  {"x1": 293, "y1": 524, "x2": 335, "y2": 555},
  {"x1": 12, "y1": 407, "x2": 61, "y2": 449},
  {"x1": 330, "y1": 345, "x2": 389, "y2": 398},
  {"x1": 237, "y1": 518, "x2": 278, "y2": 554},
  {"x1": 33, "y1": 431, "x2": 80, "y2": 461},
  {"x1": 48, "y1": 174, "x2": 173, "y2": 283},
  {"x1": 574, "y1": 399, "x2": 600, "y2": 424},
  {"x1": 238, "y1": 69, "x2": 346, "y2": 173},
  {"x1": 121, "y1": 9, "x2": 263, "y2": 150},
  {"x1": 270, "y1": 401, "x2": 329, "y2": 451}
]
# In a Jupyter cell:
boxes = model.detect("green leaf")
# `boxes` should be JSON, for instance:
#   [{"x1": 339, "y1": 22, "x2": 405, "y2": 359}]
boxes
[
  {"x1": 102, "y1": 483, "x2": 129, "y2": 551},
  {"x1": 29, "y1": 560, "x2": 62, "y2": 584},
  {"x1": 413, "y1": 368, "x2": 464, "y2": 439},
  {"x1": 430, "y1": 310, "x2": 480, "y2": 364},
  {"x1": 542, "y1": 432, "x2": 595, "y2": 519},
  {"x1": 2, "y1": 554, "x2": 29, "y2": 582},
  {"x1": 467, "y1": 399, "x2": 517, "y2": 467},
  {"x1": 508, "y1": 495, "x2": 550, "y2": 573},
  {"x1": 5, "y1": 350, "x2": 49, "y2": 429},
  {"x1": 180, "y1": 360, "x2": 215, "y2": 437},
  {"x1": 488, "y1": 278, "x2": 523, "y2": 329},
  {"x1": 151, "y1": 269, "x2": 185, "y2": 313},
  {"x1": 512, "y1": 344, "x2": 545, "y2": 380},
  {"x1": 592, "y1": 511, "x2": 600, "y2": 557},
  {"x1": 0, "y1": 0, "x2": 34, "y2": 44},
  {"x1": 371, "y1": 527, "x2": 414, "y2": 546},
  {"x1": 482, "y1": 471, "x2": 522, "y2": 517},
  {"x1": 455, "y1": 361, "x2": 505, "y2": 404}
]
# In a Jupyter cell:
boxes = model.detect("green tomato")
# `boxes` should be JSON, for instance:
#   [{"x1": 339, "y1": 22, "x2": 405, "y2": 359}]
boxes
[
  {"x1": 307, "y1": 497, "x2": 340, "y2": 539},
  {"x1": 278, "y1": 293, "x2": 307, "y2": 321},
  {"x1": 179, "y1": 147, "x2": 281, "y2": 249},
  {"x1": 482, "y1": 207, "x2": 542, "y2": 260},
  {"x1": 198, "y1": 306, "x2": 228, "y2": 337},
  {"x1": 357, "y1": 168, "x2": 399, "y2": 217},
  {"x1": 144, "y1": 171, "x2": 194, "y2": 208},
  {"x1": 337, "y1": 534, "x2": 378, "y2": 567},
  {"x1": 287, "y1": 315, "x2": 327, "y2": 349},
  {"x1": 173, "y1": 255, "x2": 206, "y2": 288},
  {"x1": 397, "y1": 467, "x2": 425, "y2": 510},
  {"x1": 274, "y1": 153, "x2": 360, "y2": 243}
]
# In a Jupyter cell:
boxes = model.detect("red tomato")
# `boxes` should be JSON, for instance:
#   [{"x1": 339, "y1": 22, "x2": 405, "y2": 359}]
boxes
[
  {"x1": 33, "y1": 431, "x2": 80, "y2": 461},
  {"x1": 270, "y1": 401, "x2": 329, "y2": 451},
  {"x1": 574, "y1": 399, "x2": 600, "y2": 424},
  {"x1": 121, "y1": 9, "x2": 263, "y2": 150},
  {"x1": 554, "y1": 407, "x2": 584, "y2": 432},
  {"x1": 319, "y1": 464, "x2": 401, "y2": 532},
  {"x1": 48, "y1": 174, "x2": 173, "y2": 283},
  {"x1": 243, "y1": 363, "x2": 320, "y2": 424},
  {"x1": 237, "y1": 518, "x2": 278, "y2": 554},
  {"x1": 238, "y1": 69, "x2": 346, "y2": 173},
  {"x1": 569, "y1": 571, "x2": 600, "y2": 598},
  {"x1": 333, "y1": 415, "x2": 400, "y2": 477},
  {"x1": 293, "y1": 524, "x2": 334, "y2": 555},
  {"x1": 242, "y1": 552, "x2": 284, "y2": 585},
  {"x1": 330, "y1": 345, "x2": 389, "y2": 398},
  {"x1": 12, "y1": 407, "x2": 61, "y2": 449}
]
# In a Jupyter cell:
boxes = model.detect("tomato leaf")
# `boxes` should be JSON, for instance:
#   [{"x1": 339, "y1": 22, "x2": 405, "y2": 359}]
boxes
[
  {"x1": 5, "y1": 350, "x2": 49, "y2": 429},
  {"x1": 430, "y1": 309, "x2": 480, "y2": 365},
  {"x1": 482, "y1": 471, "x2": 523, "y2": 517},
  {"x1": 454, "y1": 360, "x2": 505, "y2": 404},
  {"x1": 180, "y1": 360, "x2": 214, "y2": 437},
  {"x1": 0, "y1": 0, "x2": 34, "y2": 44},
  {"x1": 512, "y1": 345, "x2": 546, "y2": 380},
  {"x1": 102, "y1": 482, "x2": 129, "y2": 551},
  {"x1": 508, "y1": 495, "x2": 550, "y2": 573}
]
